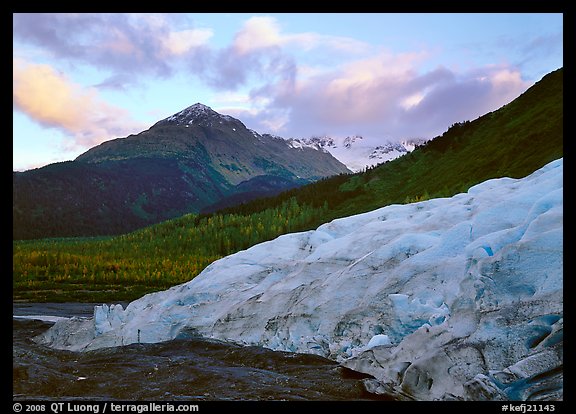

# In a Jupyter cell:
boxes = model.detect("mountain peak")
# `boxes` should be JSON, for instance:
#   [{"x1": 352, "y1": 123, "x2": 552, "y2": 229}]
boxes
[{"x1": 159, "y1": 103, "x2": 237, "y2": 127}]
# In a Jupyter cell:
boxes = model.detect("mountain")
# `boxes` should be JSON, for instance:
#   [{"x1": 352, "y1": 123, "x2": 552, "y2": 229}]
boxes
[
  {"x1": 287, "y1": 135, "x2": 427, "y2": 172},
  {"x1": 13, "y1": 103, "x2": 350, "y2": 239},
  {"x1": 37, "y1": 157, "x2": 563, "y2": 401}
]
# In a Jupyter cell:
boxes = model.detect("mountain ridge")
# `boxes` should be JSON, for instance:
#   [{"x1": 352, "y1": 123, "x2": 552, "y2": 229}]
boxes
[{"x1": 13, "y1": 104, "x2": 350, "y2": 240}]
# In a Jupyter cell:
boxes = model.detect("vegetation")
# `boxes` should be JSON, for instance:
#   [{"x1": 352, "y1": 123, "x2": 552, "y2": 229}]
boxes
[
  {"x1": 13, "y1": 68, "x2": 563, "y2": 302},
  {"x1": 13, "y1": 198, "x2": 327, "y2": 302}
]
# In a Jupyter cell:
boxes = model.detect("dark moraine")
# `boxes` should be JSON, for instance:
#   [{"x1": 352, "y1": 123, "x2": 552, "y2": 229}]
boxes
[{"x1": 13, "y1": 303, "x2": 389, "y2": 401}]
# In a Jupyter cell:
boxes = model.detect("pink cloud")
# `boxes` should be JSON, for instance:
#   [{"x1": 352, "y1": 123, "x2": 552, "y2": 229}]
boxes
[
  {"x1": 13, "y1": 58, "x2": 147, "y2": 149},
  {"x1": 242, "y1": 58, "x2": 530, "y2": 142}
]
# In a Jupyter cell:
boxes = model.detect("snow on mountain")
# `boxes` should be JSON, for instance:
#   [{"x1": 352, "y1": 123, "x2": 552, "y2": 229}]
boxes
[
  {"x1": 160, "y1": 106, "x2": 418, "y2": 173},
  {"x1": 287, "y1": 135, "x2": 426, "y2": 172},
  {"x1": 159, "y1": 103, "x2": 237, "y2": 128},
  {"x1": 36, "y1": 158, "x2": 563, "y2": 400}
]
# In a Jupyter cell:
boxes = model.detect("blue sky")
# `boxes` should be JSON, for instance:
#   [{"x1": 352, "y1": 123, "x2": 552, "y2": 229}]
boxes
[{"x1": 13, "y1": 13, "x2": 563, "y2": 171}]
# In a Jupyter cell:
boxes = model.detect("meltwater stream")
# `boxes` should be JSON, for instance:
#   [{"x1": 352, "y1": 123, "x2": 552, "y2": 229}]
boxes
[{"x1": 13, "y1": 303, "x2": 386, "y2": 401}]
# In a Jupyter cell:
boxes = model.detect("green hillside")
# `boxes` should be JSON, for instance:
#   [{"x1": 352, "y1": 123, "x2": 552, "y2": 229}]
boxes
[{"x1": 13, "y1": 68, "x2": 563, "y2": 303}]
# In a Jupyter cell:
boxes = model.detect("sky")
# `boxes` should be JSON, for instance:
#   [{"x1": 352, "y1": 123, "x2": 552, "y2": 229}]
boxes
[{"x1": 13, "y1": 13, "x2": 563, "y2": 171}]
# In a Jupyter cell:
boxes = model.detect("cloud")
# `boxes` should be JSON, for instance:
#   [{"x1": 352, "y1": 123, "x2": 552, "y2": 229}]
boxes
[
  {"x1": 237, "y1": 54, "x2": 530, "y2": 142},
  {"x1": 12, "y1": 14, "x2": 298, "y2": 94},
  {"x1": 13, "y1": 13, "x2": 368, "y2": 96},
  {"x1": 521, "y1": 32, "x2": 563, "y2": 59},
  {"x1": 12, "y1": 13, "x2": 213, "y2": 80},
  {"x1": 191, "y1": 15, "x2": 369, "y2": 92},
  {"x1": 516, "y1": 32, "x2": 563, "y2": 77},
  {"x1": 161, "y1": 28, "x2": 213, "y2": 55},
  {"x1": 233, "y1": 16, "x2": 370, "y2": 55},
  {"x1": 233, "y1": 16, "x2": 283, "y2": 54},
  {"x1": 13, "y1": 13, "x2": 539, "y2": 147},
  {"x1": 209, "y1": 17, "x2": 547, "y2": 142},
  {"x1": 13, "y1": 58, "x2": 147, "y2": 149},
  {"x1": 459, "y1": 30, "x2": 563, "y2": 82},
  {"x1": 396, "y1": 66, "x2": 529, "y2": 138},
  {"x1": 92, "y1": 73, "x2": 137, "y2": 91},
  {"x1": 195, "y1": 42, "x2": 298, "y2": 92}
]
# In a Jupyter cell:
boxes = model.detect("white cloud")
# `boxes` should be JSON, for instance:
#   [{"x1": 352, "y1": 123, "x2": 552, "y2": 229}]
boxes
[
  {"x1": 233, "y1": 16, "x2": 283, "y2": 54},
  {"x1": 401, "y1": 92, "x2": 425, "y2": 110},
  {"x1": 233, "y1": 16, "x2": 370, "y2": 55},
  {"x1": 162, "y1": 28, "x2": 213, "y2": 56}
]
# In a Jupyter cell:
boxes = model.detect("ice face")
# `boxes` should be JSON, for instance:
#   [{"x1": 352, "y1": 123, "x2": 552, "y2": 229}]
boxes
[{"x1": 35, "y1": 158, "x2": 563, "y2": 400}]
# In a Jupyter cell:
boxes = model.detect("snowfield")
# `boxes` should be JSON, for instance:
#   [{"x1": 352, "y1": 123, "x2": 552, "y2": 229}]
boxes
[
  {"x1": 37, "y1": 158, "x2": 563, "y2": 400},
  {"x1": 286, "y1": 135, "x2": 425, "y2": 172}
]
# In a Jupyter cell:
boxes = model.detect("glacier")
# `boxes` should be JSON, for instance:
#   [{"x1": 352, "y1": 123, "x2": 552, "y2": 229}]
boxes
[
  {"x1": 36, "y1": 158, "x2": 563, "y2": 400},
  {"x1": 286, "y1": 135, "x2": 426, "y2": 172}
]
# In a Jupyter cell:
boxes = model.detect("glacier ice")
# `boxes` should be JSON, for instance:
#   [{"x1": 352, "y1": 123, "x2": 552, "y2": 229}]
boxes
[
  {"x1": 365, "y1": 334, "x2": 392, "y2": 350},
  {"x1": 36, "y1": 158, "x2": 563, "y2": 400}
]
